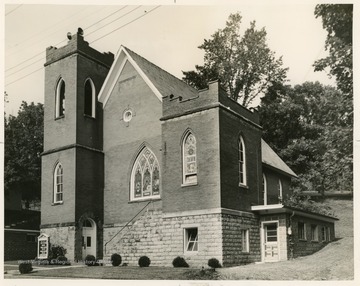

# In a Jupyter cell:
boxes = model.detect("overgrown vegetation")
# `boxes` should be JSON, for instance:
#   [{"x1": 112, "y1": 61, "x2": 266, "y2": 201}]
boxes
[{"x1": 284, "y1": 191, "x2": 335, "y2": 217}]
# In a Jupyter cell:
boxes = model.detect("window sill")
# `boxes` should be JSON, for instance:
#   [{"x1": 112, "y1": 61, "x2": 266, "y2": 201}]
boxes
[
  {"x1": 128, "y1": 197, "x2": 161, "y2": 204},
  {"x1": 239, "y1": 184, "x2": 249, "y2": 189},
  {"x1": 184, "y1": 251, "x2": 198, "y2": 256},
  {"x1": 299, "y1": 239, "x2": 307, "y2": 242},
  {"x1": 84, "y1": 114, "x2": 96, "y2": 119},
  {"x1": 311, "y1": 240, "x2": 319, "y2": 243},
  {"x1": 52, "y1": 202, "x2": 63, "y2": 206},
  {"x1": 55, "y1": 115, "x2": 65, "y2": 121},
  {"x1": 181, "y1": 182, "x2": 198, "y2": 187}
]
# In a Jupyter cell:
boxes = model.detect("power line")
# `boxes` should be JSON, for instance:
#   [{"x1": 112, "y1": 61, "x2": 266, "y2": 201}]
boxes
[
  {"x1": 86, "y1": 6, "x2": 141, "y2": 38},
  {"x1": 6, "y1": 6, "x2": 132, "y2": 73},
  {"x1": 5, "y1": 4, "x2": 22, "y2": 16},
  {"x1": 91, "y1": 6, "x2": 161, "y2": 44},
  {"x1": 6, "y1": 6, "x2": 102, "y2": 58},
  {"x1": 6, "y1": 66, "x2": 44, "y2": 87},
  {"x1": 5, "y1": 6, "x2": 162, "y2": 87},
  {"x1": 84, "y1": 6, "x2": 128, "y2": 30}
]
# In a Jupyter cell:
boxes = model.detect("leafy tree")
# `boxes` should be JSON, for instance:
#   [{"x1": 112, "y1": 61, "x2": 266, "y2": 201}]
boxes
[
  {"x1": 314, "y1": 4, "x2": 353, "y2": 96},
  {"x1": 182, "y1": 12, "x2": 288, "y2": 107},
  {"x1": 314, "y1": 4, "x2": 353, "y2": 193},
  {"x1": 4, "y1": 101, "x2": 44, "y2": 202},
  {"x1": 259, "y1": 81, "x2": 351, "y2": 194}
]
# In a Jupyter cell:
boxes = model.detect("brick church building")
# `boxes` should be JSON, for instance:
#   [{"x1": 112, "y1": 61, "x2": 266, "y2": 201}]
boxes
[{"x1": 40, "y1": 29, "x2": 337, "y2": 267}]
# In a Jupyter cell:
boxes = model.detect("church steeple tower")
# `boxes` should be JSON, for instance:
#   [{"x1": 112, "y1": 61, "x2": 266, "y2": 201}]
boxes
[{"x1": 40, "y1": 28, "x2": 114, "y2": 261}]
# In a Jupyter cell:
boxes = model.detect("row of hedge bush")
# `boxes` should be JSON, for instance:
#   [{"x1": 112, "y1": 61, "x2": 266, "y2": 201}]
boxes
[{"x1": 108, "y1": 254, "x2": 222, "y2": 269}]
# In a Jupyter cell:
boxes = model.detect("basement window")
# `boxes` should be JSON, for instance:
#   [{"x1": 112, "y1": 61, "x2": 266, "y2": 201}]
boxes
[
  {"x1": 311, "y1": 224, "x2": 318, "y2": 241},
  {"x1": 184, "y1": 228, "x2": 198, "y2": 253},
  {"x1": 298, "y1": 222, "x2": 306, "y2": 240},
  {"x1": 241, "y1": 229, "x2": 249, "y2": 252}
]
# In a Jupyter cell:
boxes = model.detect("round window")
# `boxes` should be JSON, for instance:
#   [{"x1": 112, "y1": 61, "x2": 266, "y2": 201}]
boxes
[{"x1": 123, "y1": 109, "x2": 133, "y2": 122}]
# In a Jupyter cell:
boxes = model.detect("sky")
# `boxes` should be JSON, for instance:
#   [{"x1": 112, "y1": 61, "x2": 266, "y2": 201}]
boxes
[{"x1": 0, "y1": 0, "x2": 350, "y2": 116}]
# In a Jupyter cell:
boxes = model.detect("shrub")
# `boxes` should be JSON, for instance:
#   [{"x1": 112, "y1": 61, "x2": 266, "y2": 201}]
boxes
[
  {"x1": 49, "y1": 244, "x2": 67, "y2": 260},
  {"x1": 208, "y1": 258, "x2": 222, "y2": 269},
  {"x1": 85, "y1": 255, "x2": 96, "y2": 266},
  {"x1": 138, "y1": 256, "x2": 151, "y2": 267},
  {"x1": 19, "y1": 262, "x2": 33, "y2": 274},
  {"x1": 111, "y1": 253, "x2": 122, "y2": 266},
  {"x1": 172, "y1": 256, "x2": 189, "y2": 268}
]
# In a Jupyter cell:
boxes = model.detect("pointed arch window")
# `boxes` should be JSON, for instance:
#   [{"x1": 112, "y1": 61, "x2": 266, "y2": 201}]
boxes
[
  {"x1": 55, "y1": 79, "x2": 65, "y2": 118},
  {"x1": 239, "y1": 136, "x2": 247, "y2": 186},
  {"x1": 84, "y1": 78, "x2": 96, "y2": 117},
  {"x1": 182, "y1": 132, "x2": 197, "y2": 185},
  {"x1": 278, "y1": 179, "x2": 283, "y2": 203},
  {"x1": 130, "y1": 147, "x2": 160, "y2": 201},
  {"x1": 53, "y1": 163, "x2": 63, "y2": 203},
  {"x1": 262, "y1": 173, "x2": 267, "y2": 205}
]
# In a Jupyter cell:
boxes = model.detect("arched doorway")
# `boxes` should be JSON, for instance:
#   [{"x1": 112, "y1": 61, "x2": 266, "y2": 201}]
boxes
[{"x1": 82, "y1": 218, "x2": 97, "y2": 259}]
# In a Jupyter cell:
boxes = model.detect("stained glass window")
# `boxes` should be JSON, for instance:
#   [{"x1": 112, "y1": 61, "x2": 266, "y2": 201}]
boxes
[
  {"x1": 54, "y1": 163, "x2": 63, "y2": 203},
  {"x1": 183, "y1": 132, "x2": 197, "y2": 185},
  {"x1": 131, "y1": 147, "x2": 160, "y2": 200},
  {"x1": 239, "y1": 136, "x2": 246, "y2": 185}
]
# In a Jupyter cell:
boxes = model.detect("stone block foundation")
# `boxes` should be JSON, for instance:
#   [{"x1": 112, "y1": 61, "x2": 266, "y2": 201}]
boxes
[{"x1": 103, "y1": 208, "x2": 260, "y2": 267}]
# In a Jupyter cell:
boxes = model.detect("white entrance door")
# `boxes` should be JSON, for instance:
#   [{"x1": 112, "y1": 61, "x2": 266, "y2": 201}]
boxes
[
  {"x1": 263, "y1": 222, "x2": 279, "y2": 262},
  {"x1": 82, "y1": 219, "x2": 96, "y2": 259}
]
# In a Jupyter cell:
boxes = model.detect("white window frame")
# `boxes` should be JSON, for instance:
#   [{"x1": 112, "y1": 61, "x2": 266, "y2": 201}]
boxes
[
  {"x1": 53, "y1": 163, "x2": 63, "y2": 204},
  {"x1": 311, "y1": 224, "x2": 318, "y2": 241},
  {"x1": 298, "y1": 222, "x2": 306, "y2": 240},
  {"x1": 184, "y1": 227, "x2": 198, "y2": 254},
  {"x1": 55, "y1": 78, "x2": 65, "y2": 118},
  {"x1": 278, "y1": 179, "x2": 283, "y2": 202},
  {"x1": 130, "y1": 147, "x2": 161, "y2": 201},
  {"x1": 241, "y1": 229, "x2": 250, "y2": 253},
  {"x1": 182, "y1": 132, "x2": 197, "y2": 186},
  {"x1": 262, "y1": 173, "x2": 267, "y2": 205},
  {"x1": 84, "y1": 78, "x2": 96, "y2": 118},
  {"x1": 321, "y1": 226, "x2": 327, "y2": 242},
  {"x1": 239, "y1": 136, "x2": 247, "y2": 186}
]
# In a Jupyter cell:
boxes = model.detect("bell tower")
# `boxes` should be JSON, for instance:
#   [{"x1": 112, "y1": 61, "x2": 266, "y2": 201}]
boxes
[{"x1": 40, "y1": 28, "x2": 114, "y2": 261}]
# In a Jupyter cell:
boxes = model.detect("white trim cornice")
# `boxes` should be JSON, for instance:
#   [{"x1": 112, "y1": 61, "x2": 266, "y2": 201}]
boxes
[{"x1": 98, "y1": 46, "x2": 162, "y2": 108}]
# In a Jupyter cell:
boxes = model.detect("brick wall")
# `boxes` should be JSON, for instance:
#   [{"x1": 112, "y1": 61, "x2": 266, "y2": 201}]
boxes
[
  {"x1": 219, "y1": 107, "x2": 262, "y2": 211},
  {"x1": 103, "y1": 60, "x2": 163, "y2": 226},
  {"x1": 4, "y1": 231, "x2": 39, "y2": 261},
  {"x1": 161, "y1": 108, "x2": 221, "y2": 213},
  {"x1": 291, "y1": 215, "x2": 335, "y2": 258},
  {"x1": 41, "y1": 150, "x2": 76, "y2": 225},
  {"x1": 263, "y1": 167, "x2": 292, "y2": 205}
]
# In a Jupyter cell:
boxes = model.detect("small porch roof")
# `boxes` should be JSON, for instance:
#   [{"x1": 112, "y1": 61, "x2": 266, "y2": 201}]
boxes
[{"x1": 251, "y1": 204, "x2": 338, "y2": 223}]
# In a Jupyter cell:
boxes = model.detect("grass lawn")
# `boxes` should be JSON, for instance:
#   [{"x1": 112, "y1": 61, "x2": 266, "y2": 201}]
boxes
[{"x1": 4, "y1": 198, "x2": 353, "y2": 280}]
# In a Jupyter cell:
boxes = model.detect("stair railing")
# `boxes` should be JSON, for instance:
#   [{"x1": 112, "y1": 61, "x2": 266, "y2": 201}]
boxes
[{"x1": 104, "y1": 201, "x2": 152, "y2": 254}]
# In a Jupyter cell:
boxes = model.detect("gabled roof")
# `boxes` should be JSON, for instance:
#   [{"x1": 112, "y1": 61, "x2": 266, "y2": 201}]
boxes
[
  {"x1": 98, "y1": 46, "x2": 198, "y2": 106},
  {"x1": 124, "y1": 47, "x2": 198, "y2": 100},
  {"x1": 262, "y1": 139, "x2": 297, "y2": 178}
]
